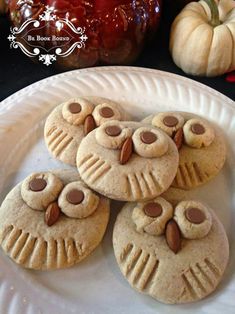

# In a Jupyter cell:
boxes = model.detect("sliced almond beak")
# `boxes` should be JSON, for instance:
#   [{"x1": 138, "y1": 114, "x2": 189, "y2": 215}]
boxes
[
  {"x1": 45, "y1": 202, "x2": 61, "y2": 227},
  {"x1": 119, "y1": 137, "x2": 133, "y2": 165},
  {"x1": 84, "y1": 115, "x2": 97, "y2": 135},
  {"x1": 165, "y1": 219, "x2": 181, "y2": 254},
  {"x1": 173, "y1": 127, "x2": 183, "y2": 150}
]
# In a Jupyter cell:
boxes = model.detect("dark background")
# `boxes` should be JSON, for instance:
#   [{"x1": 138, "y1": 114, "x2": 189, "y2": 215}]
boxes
[{"x1": 0, "y1": 5, "x2": 234, "y2": 102}]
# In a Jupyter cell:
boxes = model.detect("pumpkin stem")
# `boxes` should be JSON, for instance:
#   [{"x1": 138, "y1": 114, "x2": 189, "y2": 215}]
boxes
[{"x1": 203, "y1": 0, "x2": 220, "y2": 27}]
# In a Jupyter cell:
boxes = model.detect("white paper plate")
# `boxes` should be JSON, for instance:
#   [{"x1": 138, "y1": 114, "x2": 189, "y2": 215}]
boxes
[{"x1": 0, "y1": 66, "x2": 235, "y2": 314}]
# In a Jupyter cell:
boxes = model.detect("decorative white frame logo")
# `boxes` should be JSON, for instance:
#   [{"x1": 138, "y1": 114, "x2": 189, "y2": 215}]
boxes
[{"x1": 8, "y1": 6, "x2": 88, "y2": 66}]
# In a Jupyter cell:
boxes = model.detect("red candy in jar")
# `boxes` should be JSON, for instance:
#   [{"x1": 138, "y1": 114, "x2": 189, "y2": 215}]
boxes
[{"x1": 8, "y1": 0, "x2": 162, "y2": 69}]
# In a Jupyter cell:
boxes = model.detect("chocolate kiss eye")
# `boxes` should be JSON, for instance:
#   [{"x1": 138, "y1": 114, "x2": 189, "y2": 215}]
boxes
[
  {"x1": 144, "y1": 202, "x2": 163, "y2": 217},
  {"x1": 66, "y1": 189, "x2": 84, "y2": 205},
  {"x1": 29, "y1": 178, "x2": 47, "y2": 192},
  {"x1": 99, "y1": 107, "x2": 114, "y2": 118},
  {"x1": 185, "y1": 208, "x2": 206, "y2": 224},
  {"x1": 141, "y1": 131, "x2": 157, "y2": 144},
  {"x1": 163, "y1": 116, "x2": 179, "y2": 127},
  {"x1": 105, "y1": 125, "x2": 122, "y2": 137},
  {"x1": 69, "y1": 103, "x2": 82, "y2": 114},
  {"x1": 191, "y1": 123, "x2": 205, "y2": 135}
]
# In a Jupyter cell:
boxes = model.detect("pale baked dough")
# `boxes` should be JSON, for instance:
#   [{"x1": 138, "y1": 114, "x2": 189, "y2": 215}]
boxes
[
  {"x1": 92, "y1": 103, "x2": 122, "y2": 126},
  {"x1": 96, "y1": 121, "x2": 133, "y2": 149},
  {"x1": 132, "y1": 127, "x2": 168, "y2": 158},
  {"x1": 0, "y1": 170, "x2": 110, "y2": 270},
  {"x1": 44, "y1": 96, "x2": 130, "y2": 166},
  {"x1": 21, "y1": 172, "x2": 63, "y2": 211},
  {"x1": 174, "y1": 200, "x2": 212, "y2": 239},
  {"x1": 183, "y1": 118, "x2": 215, "y2": 148},
  {"x1": 113, "y1": 191, "x2": 229, "y2": 304},
  {"x1": 58, "y1": 181, "x2": 99, "y2": 219},
  {"x1": 62, "y1": 98, "x2": 94, "y2": 126},
  {"x1": 142, "y1": 112, "x2": 226, "y2": 190},
  {"x1": 152, "y1": 112, "x2": 185, "y2": 136},
  {"x1": 77, "y1": 121, "x2": 179, "y2": 201},
  {"x1": 132, "y1": 197, "x2": 173, "y2": 235}
]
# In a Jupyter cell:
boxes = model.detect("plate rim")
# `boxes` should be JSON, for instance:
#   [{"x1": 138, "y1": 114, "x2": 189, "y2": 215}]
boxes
[
  {"x1": 1, "y1": 66, "x2": 234, "y2": 111},
  {"x1": 0, "y1": 66, "x2": 234, "y2": 314}
]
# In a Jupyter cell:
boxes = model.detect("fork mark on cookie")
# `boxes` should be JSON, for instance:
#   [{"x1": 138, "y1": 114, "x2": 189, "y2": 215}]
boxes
[
  {"x1": 77, "y1": 154, "x2": 93, "y2": 167},
  {"x1": 80, "y1": 156, "x2": 100, "y2": 173},
  {"x1": 120, "y1": 243, "x2": 134, "y2": 261},
  {"x1": 16, "y1": 233, "x2": 36, "y2": 264},
  {"x1": 204, "y1": 258, "x2": 220, "y2": 278},
  {"x1": 29, "y1": 238, "x2": 47, "y2": 269},
  {"x1": 3, "y1": 227, "x2": 22, "y2": 254},
  {"x1": 47, "y1": 129, "x2": 63, "y2": 146},
  {"x1": 149, "y1": 171, "x2": 163, "y2": 193},
  {"x1": 192, "y1": 162, "x2": 204, "y2": 183},
  {"x1": 122, "y1": 246, "x2": 142, "y2": 276},
  {"x1": 89, "y1": 163, "x2": 112, "y2": 184},
  {"x1": 181, "y1": 273, "x2": 197, "y2": 299},
  {"x1": 10, "y1": 231, "x2": 29, "y2": 259},
  {"x1": 46, "y1": 126, "x2": 57, "y2": 137},
  {"x1": 141, "y1": 257, "x2": 159, "y2": 291},
  {"x1": 54, "y1": 136, "x2": 74, "y2": 157}
]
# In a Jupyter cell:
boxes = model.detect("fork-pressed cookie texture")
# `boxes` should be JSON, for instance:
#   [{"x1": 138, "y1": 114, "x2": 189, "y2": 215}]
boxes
[
  {"x1": 76, "y1": 121, "x2": 179, "y2": 201},
  {"x1": 113, "y1": 195, "x2": 229, "y2": 304},
  {"x1": 142, "y1": 112, "x2": 226, "y2": 189},
  {"x1": 0, "y1": 170, "x2": 110, "y2": 270},
  {"x1": 44, "y1": 96, "x2": 130, "y2": 166}
]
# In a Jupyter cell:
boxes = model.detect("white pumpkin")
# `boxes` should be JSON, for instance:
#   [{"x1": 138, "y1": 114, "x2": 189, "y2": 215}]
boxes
[{"x1": 170, "y1": 0, "x2": 235, "y2": 77}]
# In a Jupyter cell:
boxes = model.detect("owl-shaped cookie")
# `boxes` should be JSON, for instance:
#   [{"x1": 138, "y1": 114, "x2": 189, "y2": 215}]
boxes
[
  {"x1": 0, "y1": 170, "x2": 110, "y2": 270},
  {"x1": 76, "y1": 121, "x2": 179, "y2": 201},
  {"x1": 142, "y1": 112, "x2": 226, "y2": 189},
  {"x1": 113, "y1": 191, "x2": 229, "y2": 304},
  {"x1": 44, "y1": 97, "x2": 129, "y2": 166}
]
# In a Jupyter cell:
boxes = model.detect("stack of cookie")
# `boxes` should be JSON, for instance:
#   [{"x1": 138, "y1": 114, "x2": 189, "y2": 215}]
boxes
[{"x1": 0, "y1": 97, "x2": 229, "y2": 305}]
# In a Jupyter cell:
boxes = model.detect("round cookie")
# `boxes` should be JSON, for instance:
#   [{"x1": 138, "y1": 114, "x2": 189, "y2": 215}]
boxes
[
  {"x1": 0, "y1": 170, "x2": 110, "y2": 270},
  {"x1": 76, "y1": 121, "x2": 179, "y2": 201},
  {"x1": 44, "y1": 96, "x2": 129, "y2": 166},
  {"x1": 113, "y1": 193, "x2": 229, "y2": 304},
  {"x1": 142, "y1": 112, "x2": 226, "y2": 189}
]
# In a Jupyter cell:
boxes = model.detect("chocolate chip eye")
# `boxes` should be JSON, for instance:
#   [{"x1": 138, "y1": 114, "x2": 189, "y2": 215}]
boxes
[
  {"x1": 69, "y1": 102, "x2": 82, "y2": 114},
  {"x1": 62, "y1": 98, "x2": 94, "y2": 126},
  {"x1": 163, "y1": 116, "x2": 179, "y2": 127},
  {"x1": 152, "y1": 112, "x2": 185, "y2": 136},
  {"x1": 96, "y1": 121, "x2": 132, "y2": 150},
  {"x1": 174, "y1": 201, "x2": 212, "y2": 239},
  {"x1": 183, "y1": 118, "x2": 215, "y2": 148},
  {"x1": 132, "y1": 127, "x2": 168, "y2": 158},
  {"x1": 66, "y1": 189, "x2": 84, "y2": 205},
  {"x1": 21, "y1": 172, "x2": 64, "y2": 211},
  {"x1": 132, "y1": 197, "x2": 174, "y2": 236},
  {"x1": 185, "y1": 207, "x2": 206, "y2": 224},
  {"x1": 29, "y1": 178, "x2": 47, "y2": 192},
  {"x1": 58, "y1": 182, "x2": 99, "y2": 218},
  {"x1": 143, "y1": 202, "x2": 163, "y2": 217},
  {"x1": 105, "y1": 125, "x2": 122, "y2": 137},
  {"x1": 92, "y1": 103, "x2": 122, "y2": 127},
  {"x1": 191, "y1": 123, "x2": 205, "y2": 135},
  {"x1": 99, "y1": 107, "x2": 114, "y2": 118},
  {"x1": 140, "y1": 131, "x2": 157, "y2": 144}
]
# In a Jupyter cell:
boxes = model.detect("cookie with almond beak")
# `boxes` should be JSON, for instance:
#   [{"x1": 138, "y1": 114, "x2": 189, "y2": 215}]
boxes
[
  {"x1": 142, "y1": 112, "x2": 226, "y2": 189},
  {"x1": 0, "y1": 170, "x2": 110, "y2": 270},
  {"x1": 76, "y1": 121, "x2": 179, "y2": 201},
  {"x1": 44, "y1": 96, "x2": 130, "y2": 166},
  {"x1": 113, "y1": 190, "x2": 229, "y2": 304}
]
